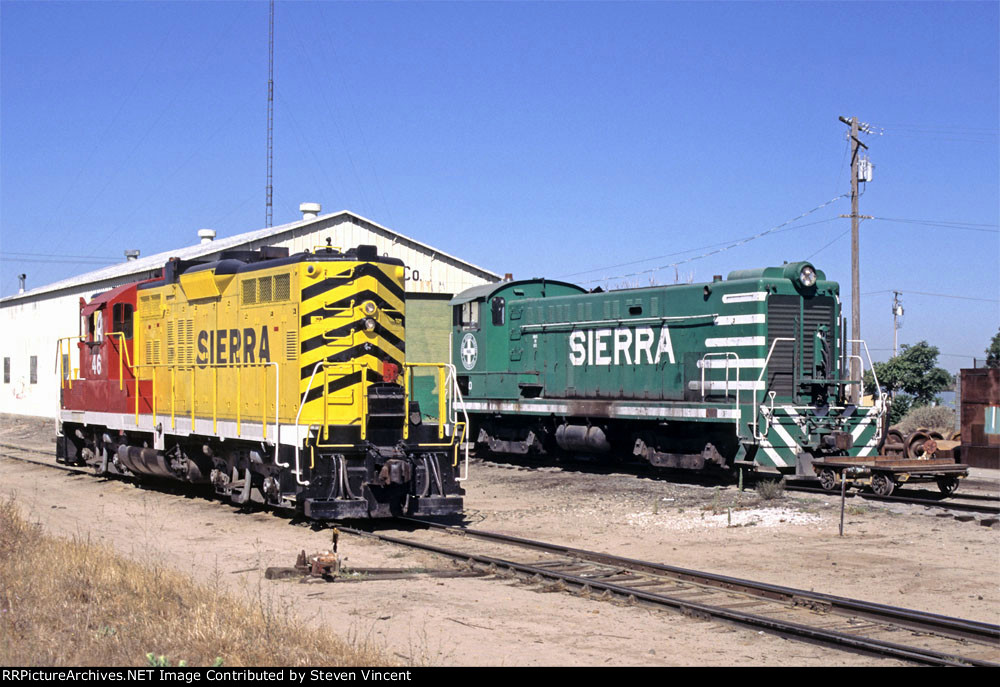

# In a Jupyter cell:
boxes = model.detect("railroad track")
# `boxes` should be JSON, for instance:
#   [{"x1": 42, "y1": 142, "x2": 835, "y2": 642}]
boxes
[
  {"x1": 477, "y1": 456, "x2": 1000, "y2": 516},
  {"x1": 5, "y1": 441, "x2": 997, "y2": 519},
  {"x1": 786, "y1": 484, "x2": 1000, "y2": 516},
  {"x1": 338, "y1": 518, "x2": 1000, "y2": 667},
  {"x1": 0, "y1": 442, "x2": 86, "y2": 473},
  {"x1": 4, "y1": 440, "x2": 999, "y2": 665}
]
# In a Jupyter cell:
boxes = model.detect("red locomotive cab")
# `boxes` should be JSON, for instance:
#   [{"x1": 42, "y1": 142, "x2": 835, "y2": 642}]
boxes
[{"x1": 61, "y1": 283, "x2": 150, "y2": 415}]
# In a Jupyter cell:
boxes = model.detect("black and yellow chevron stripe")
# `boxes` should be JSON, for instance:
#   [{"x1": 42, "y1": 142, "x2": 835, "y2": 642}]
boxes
[{"x1": 297, "y1": 261, "x2": 405, "y2": 422}]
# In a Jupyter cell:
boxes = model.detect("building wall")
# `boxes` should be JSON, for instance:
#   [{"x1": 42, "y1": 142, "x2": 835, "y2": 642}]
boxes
[
  {"x1": 406, "y1": 294, "x2": 454, "y2": 420},
  {"x1": 960, "y1": 367, "x2": 1000, "y2": 469},
  {"x1": 1, "y1": 287, "x2": 97, "y2": 418}
]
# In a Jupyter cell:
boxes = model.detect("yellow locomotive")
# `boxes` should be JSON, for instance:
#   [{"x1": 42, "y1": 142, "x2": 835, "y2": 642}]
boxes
[{"x1": 58, "y1": 244, "x2": 466, "y2": 518}]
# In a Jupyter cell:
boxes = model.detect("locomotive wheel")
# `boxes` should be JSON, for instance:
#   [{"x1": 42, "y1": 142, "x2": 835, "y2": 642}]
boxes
[
  {"x1": 936, "y1": 476, "x2": 960, "y2": 497},
  {"x1": 884, "y1": 428, "x2": 906, "y2": 458},
  {"x1": 905, "y1": 430, "x2": 932, "y2": 459},
  {"x1": 871, "y1": 473, "x2": 895, "y2": 497},
  {"x1": 818, "y1": 468, "x2": 838, "y2": 491}
]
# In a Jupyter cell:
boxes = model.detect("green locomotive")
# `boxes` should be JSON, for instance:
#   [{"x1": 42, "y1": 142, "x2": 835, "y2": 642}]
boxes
[{"x1": 450, "y1": 261, "x2": 885, "y2": 475}]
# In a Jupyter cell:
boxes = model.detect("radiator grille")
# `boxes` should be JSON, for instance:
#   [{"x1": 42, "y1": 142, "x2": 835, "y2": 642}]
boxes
[{"x1": 766, "y1": 295, "x2": 836, "y2": 398}]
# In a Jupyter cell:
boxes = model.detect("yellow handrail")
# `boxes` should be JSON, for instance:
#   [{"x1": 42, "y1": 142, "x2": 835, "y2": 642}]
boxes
[
  {"x1": 403, "y1": 362, "x2": 451, "y2": 439},
  {"x1": 314, "y1": 360, "x2": 371, "y2": 447},
  {"x1": 131, "y1": 362, "x2": 278, "y2": 440},
  {"x1": 105, "y1": 332, "x2": 133, "y2": 391},
  {"x1": 55, "y1": 336, "x2": 86, "y2": 389}
]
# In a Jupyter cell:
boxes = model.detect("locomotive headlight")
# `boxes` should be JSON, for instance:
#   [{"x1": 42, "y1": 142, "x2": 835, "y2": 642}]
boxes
[
  {"x1": 799, "y1": 265, "x2": 817, "y2": 288},
  {"x1": 363, "y1": 300, "x2": 377, "y2": 316},
  {"x1": 364, "y1": 317, "x2": 377, "y2": 331}
]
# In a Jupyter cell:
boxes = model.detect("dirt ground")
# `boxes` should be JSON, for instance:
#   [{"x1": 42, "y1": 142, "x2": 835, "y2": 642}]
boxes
[{"x1": 2, "y1": 413, "x2": 998, "y2": 667}]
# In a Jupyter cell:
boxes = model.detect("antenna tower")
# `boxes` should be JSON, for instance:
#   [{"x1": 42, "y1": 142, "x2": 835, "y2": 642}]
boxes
[{"x1": 265, "y1": 0, "x2": 274, "y2": 227}]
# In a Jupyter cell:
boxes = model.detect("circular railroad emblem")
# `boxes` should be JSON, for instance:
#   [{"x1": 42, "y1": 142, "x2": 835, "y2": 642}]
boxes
[{"x1": 460, "y1": 333, "x2": 478, "y2": 370}]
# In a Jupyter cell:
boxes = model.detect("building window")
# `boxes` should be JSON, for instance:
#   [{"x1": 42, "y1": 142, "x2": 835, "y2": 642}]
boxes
[
  {"x1": 3, "y1": 357, "x2": 9, "y2": 384},
  {"x1": 30, "y1": 356, "x2": 37, "y2": 384}
]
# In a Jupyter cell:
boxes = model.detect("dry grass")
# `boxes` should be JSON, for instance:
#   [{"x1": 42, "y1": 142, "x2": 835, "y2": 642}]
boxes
[{"x1": 0, "y1": 496, "x2": 393, "y2": 667}]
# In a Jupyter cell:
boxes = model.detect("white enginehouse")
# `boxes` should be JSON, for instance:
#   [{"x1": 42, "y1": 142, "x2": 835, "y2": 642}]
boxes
[{"x1": 1, "y1": 208, "x2": 499, "y2": 418}]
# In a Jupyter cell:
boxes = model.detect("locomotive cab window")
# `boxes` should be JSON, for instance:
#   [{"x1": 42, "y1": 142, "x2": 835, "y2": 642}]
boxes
[
  {"x1": 491, "y1": 297, "x2": 505, "y2": 326},
  {"x1": 86, "y1": 309, "x2": 105, "y2": 343},
  {"x1": 456, "y1": 301, "x2": 481, "y2": 330},
  {"x1": 112, "y1": 303, "x2": 134, "y2": 340}
]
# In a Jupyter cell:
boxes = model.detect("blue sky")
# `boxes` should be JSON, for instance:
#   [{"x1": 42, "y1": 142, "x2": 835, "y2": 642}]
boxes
[{"x1": 2, "y1": 1, "x2": 997, "y2": 372}]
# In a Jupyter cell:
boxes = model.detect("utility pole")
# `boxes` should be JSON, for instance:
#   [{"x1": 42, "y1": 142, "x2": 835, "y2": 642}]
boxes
[
  {"x1": 265, "y1": 0, "x2": 274, "y2": 228},
  {"x1": 839, "y1": 116, "x2": 871, "y2": 403},
  {"x1": 892, "y1": 291, "x2": 903, "y2": 357}
]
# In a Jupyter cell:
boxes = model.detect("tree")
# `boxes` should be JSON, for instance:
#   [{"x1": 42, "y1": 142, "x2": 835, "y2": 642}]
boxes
[
  {"x1": 864, "y1": 341, "x2": 952, "y2": 409},
  {"x1": 987, "y1": 329, "x2": 1000, "y2": 369}
]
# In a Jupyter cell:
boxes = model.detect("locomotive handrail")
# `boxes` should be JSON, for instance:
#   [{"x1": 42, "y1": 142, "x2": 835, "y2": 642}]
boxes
[
  {"x1": 131, "y1": 361, "x2": 280, "y2": 462},
  {"x1": 753, "y1": 337, "x2": 795, "y2": 440},
  {"x1": 847, "y1": 340, "x2": 888, "y2": 447},
  {"x1": 847, "y1": 340, "x2": 884, "y2": 405},
  {"x1": 402, "y1": 361, "x2": 470, "y2": 476},
  {"x1": 403, "y1": 362, "x2": 452, "y2": 440},
  {"x1": 699, "y1": 352, "x2": 742, "y2": 435},
  {"x1": 698, "y1": 352, "x2": 741, "y2": 401},
  {"x1": 519, "y1": 312, "x2": 719, "y2": 332},
  {"x1": 448, "y1": 366, "x2": 472, "y2": 481},
  {"x1": 105, "y1": 332, "x2": 133, "y2": 391},
  {"x1": 318, "y1": 360, "x2": 372, "y2": 444},
  {"x1": 293, "y1": 361, "x2": 327, "y2": 487},
  {"x1": 55, "y1": 336, "x2": 86, "y2": 389}
]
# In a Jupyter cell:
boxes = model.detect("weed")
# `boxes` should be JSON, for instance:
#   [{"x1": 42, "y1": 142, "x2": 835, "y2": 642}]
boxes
[{"x1": 755, "y1": 478, "x2": 786, "y2": 501}]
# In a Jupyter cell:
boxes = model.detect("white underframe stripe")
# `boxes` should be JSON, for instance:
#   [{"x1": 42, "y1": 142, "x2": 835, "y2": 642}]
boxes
[
  {"x1": 697, "y1": 358, "x2": 766, "y2": 369},
  {"x1": 722, "y1": 291, "x2": 767, "y2": 303},
  {"x1": 456, "y1": 400, "x2": 738, "y2": 420},
  {"x1": 688, "y1": 380, "x2": 765, "y2": 391},
  {"x1": 714, "y1": 314, "x2": 766, "y2": 326},
  {"x1": 705, "y1": 336, "x2": 766, "y2": 348}
]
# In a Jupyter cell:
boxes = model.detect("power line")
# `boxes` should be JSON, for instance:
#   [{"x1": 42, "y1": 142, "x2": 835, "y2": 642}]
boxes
[
  {"x1": 0, "y1": 257, "x2": 119, "y2": 265},
  {"x1": 806, "y1": 228, "x2": 850, "y2": 260},
  {"x1": 863, "y1": 289, "x2": 999, "y2": 303},
  {"x1": 868, "y1": 348, "x2": 982, "y2": 360},
  {"x1": 870, "y1": 217, "x2": 999, "y2": 233},
  {"x1": 564, "y1": 196, "x2": 848, "y2": 284},
  {"x1": 1, "y1": 251, "x2": 120, "y2": 260},
  {"x1": 558, "y1": 218, "x2": 839, "y2": 280}
]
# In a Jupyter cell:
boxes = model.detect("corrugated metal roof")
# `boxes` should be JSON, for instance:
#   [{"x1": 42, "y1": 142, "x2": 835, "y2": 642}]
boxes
[{"x1": 1, "y1": 210, "x2": 500, "y2": 304}]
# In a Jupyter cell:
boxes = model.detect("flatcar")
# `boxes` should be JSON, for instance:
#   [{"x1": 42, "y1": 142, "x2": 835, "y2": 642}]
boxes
[
  {"x1": 57, "y1": 244, "x2": 466, "y2": 518},
  {"x1": 450, "y1": 261, "x2": 886, "y2": 475}
]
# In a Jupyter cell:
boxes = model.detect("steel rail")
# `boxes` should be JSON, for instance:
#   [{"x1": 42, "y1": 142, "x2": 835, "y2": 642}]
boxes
[
  {"x1": 399, "y1": 517, "x2": 1000, "y2": 645},
  {"x1": 0, "y1": 444, "x2": 90, "y2": 475},
  {"x1": 787, "y1": 484, "x2": 1000, "y2": 515},
  {"x1": 345, "y1": 523, "x2": 997, "y2": 667}
]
